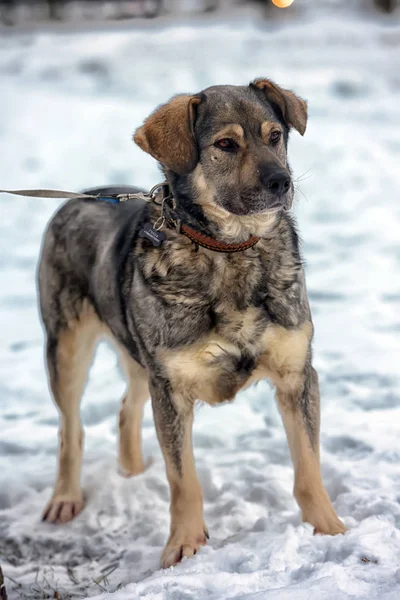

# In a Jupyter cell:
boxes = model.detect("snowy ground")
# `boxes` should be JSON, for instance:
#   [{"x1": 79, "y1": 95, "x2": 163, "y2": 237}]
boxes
[{"x1": 1, "y1": 4, "x2": 400, "y2": 599}]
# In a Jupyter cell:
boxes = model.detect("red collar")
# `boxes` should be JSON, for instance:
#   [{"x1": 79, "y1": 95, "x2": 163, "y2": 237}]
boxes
[
  {"x1": 163, "y1": 203, "x2": 260, "y2": 253},
  {"x1": 179, "y1": 222, "x2": 260, "y2": 253}
]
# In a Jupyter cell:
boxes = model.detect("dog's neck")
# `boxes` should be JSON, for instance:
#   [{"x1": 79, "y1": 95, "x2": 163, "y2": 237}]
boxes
[{"x1": 165, "y1": 169, "x2": 281, "y2": 245}]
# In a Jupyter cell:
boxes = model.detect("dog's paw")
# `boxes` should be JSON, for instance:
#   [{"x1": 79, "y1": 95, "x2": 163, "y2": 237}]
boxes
[
  {"x1": 42, "y1": 494, "x2": 84, "y2": 524},
  {"x1": 161, "y1": 526, "x2": 209, "y2": 568},
  {"x1": 314, "y1": 517, "x2": 347, "y2": 536},
  {"x1": 297, "y1": 487, "x2": 347, "y2": 536},
  {"x1": 308, "y1": 507, "x2": 347, "y2": 536}
]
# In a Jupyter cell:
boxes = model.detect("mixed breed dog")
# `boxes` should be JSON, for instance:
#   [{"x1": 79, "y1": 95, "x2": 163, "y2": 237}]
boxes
[{"x1": 37, "y1": 78, "x2": 346, "y2": 568}]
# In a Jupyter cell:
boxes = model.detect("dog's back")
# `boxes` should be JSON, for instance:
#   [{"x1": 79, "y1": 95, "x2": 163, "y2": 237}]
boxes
[{"x1": 38, "y1": 190, "x2": 148, "y2": 361}]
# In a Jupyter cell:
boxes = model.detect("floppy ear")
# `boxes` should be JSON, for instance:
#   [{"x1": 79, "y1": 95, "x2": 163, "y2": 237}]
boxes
[
  {"x1": 251, "y1": 78, "x2": 308, "y2": 136},
  {"x1": 133, "y1": 94, "x2": 202, "y2": 175}
]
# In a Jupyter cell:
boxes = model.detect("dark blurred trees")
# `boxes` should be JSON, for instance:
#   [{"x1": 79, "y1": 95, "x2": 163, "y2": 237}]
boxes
[
  {"x1": 0, "y1": 0, "x2": 398, "y2": 25},
  {"x1": 374, "y1": 0, "x2": 397, "y2": 11},
  {"x1": 0, "y1": 1, "x2": 165, "y2": 23}
]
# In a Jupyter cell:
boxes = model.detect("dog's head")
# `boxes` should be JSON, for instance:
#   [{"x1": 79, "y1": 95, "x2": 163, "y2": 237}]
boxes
[{"x1": 134, "y1": 79, "x2": 307, "y2": 233}]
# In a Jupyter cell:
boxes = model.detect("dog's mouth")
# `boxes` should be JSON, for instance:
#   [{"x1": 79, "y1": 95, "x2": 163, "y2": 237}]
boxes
[
  {"x1": 265, "y1": 196, "x2": 293, "y2": 212},
  {"x1": 200, "y1": 184, "x2": 294, "y2": 219},
  {"x1": 233, "y1": 190, "x2": 293, "y2": 216}
]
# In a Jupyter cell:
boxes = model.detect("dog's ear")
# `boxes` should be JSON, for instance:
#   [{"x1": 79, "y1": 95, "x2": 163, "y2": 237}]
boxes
[
  {"x1": 251, "y1": 78, "x2": 308, "y2": 136},
  {"x1": 134, "y1": 94, "x2": 202, "y2": 175}
]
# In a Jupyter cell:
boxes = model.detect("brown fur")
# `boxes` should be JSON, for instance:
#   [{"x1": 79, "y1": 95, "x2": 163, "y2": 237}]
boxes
[
  {"x1": 253, "y1": 79, "x2": 308, "y2": 136},
  {"x1": 276, "y1": 377, "x2": 346, "y2": 535},
  {"x1": 134, "y1": 95, "x2": 202, "y2": 175},
  {"x1": 118, "y1": 351, "x2": 149, "y2": 477},
  {"x1": 43, "y1": 302, "x2": 103, "y2": 523}
]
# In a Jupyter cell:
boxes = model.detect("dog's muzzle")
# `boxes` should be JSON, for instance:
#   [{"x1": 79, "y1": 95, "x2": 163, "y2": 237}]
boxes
[{"x1": 258, "y1": 163, "x2": 293, "y2": 211}]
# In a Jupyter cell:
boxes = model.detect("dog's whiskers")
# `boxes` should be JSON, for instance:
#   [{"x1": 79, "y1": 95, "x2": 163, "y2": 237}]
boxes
[
  {"x1": 294, "y1": 184, "x2": 309, "y2": 203},
  {"x1": 293, "y1": 169, "x2": 312, "y2": 184}
]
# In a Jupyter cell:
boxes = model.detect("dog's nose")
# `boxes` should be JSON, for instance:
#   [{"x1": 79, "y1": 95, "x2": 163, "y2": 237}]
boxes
[{"x1": 261, "y1": 167, "x2": 291, "y2": 196}]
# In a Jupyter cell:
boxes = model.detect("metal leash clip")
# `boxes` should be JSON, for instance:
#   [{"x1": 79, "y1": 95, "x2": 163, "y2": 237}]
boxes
[
  {"x1": 116, "y1": 190, "x2": 151, "y2": 203},
  {"x1": 117, "y1": 181, "x2": 169, "y2": 205},
  {"x1": 149, "y1": 181, "x2": 170, "y2": 205},
  {"x1": 137, "y1": 183, "x2": 172, "y2": 247}
]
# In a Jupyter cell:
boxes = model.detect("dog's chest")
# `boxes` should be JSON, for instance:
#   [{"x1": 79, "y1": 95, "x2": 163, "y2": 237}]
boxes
[
  {"x1": 207, "y1": 254, "x2": 269, "y2": 350},
  {"x1": 157, "y1": 254, "x2": 312, "y2": 404}
]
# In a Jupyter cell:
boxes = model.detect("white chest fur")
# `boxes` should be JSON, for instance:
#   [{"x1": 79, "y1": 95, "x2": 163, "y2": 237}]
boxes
[{"x1": 158, "y1": 305, "x2": 312, "y2": 405}]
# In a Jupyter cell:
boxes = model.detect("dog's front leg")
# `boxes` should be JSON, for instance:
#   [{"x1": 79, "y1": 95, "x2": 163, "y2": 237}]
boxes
[
  {"x1": 150, "y1": 376, "x2": 208, "y2": 568},
  {"x1": 276, "y1": 365, "x2": 346, "y2": 535}
]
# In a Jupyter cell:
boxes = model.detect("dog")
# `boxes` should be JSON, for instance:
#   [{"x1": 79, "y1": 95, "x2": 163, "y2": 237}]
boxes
[{"x1": 38, "y1": 78, "x2": 346, "y2": 568}]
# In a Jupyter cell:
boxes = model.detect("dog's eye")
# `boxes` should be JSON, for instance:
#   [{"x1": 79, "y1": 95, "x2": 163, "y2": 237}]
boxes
[
  {"x1": 214, "y1": 138, "x2": 238, "y2": 152},
  {"x1": 270, "y1": 131, "x2": 282, "y2": 145}
]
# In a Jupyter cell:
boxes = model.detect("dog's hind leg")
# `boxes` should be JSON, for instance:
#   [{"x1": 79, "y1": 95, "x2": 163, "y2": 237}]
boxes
[
  {"x1": 275, "y1": 365, "x2": 346, "y2": 535},
  {"x1": 117, "y1": 349, "x2": 149, "y2": 476},
  {"x1": 42, "y1": 303, "x2": 102, "y2": 524},
  {"x1": 150, "y1": 377, "x2": 208, "y2": 568}
]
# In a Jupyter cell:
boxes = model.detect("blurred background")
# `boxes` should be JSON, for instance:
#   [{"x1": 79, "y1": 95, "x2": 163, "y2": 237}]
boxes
[
  {"x1": 0, "y1": 0, "x2": 398, "y2": 25},
  {"x1": 1, "y1": 1, "x2": 400, "y2": 599}
]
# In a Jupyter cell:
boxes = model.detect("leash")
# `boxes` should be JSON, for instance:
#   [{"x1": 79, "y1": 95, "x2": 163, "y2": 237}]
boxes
[
  {"x1": 0, "y1": 188, "x2": 99, "y2": 200},
  {"x1": 0, "y1": 186, "x2": 162, "y2": 204},
  {"x1": 0, "y1": 183, "x2": 260, "y2": 253}
]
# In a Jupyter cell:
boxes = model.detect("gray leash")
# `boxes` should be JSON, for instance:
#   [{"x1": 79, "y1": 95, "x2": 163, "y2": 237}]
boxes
[
  {"x1": 0, "y1": 183, "x2": 172, "y2": 249},
  {"x1": 0, "y1": 188, "x2": 99, "y2": 199},
  {"x1": 0, "y1": 183, "x2": 167, "y2": 203}
]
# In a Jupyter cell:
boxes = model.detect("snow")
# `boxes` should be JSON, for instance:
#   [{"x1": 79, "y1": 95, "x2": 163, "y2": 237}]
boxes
[{"x1": 1, "y1": 4, "x2": 400, "y2": 599}]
